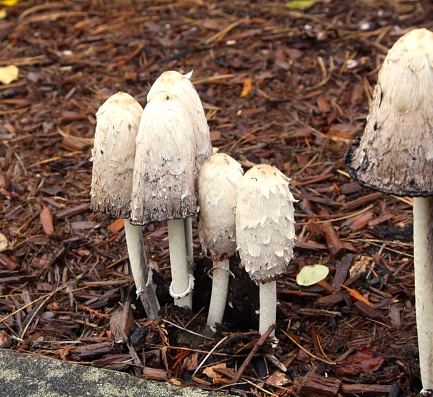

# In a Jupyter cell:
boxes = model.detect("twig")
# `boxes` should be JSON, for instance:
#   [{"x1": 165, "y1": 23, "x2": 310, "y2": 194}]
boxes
[
  {"x1": 0, "y1": 272, "x2": 86, "y2": 325},
  {"x1": 231, "y1": 324, "x2": 275, "y2": 384},
  {"x1": 161, "y1": 319, "x2": 214, "y2": 340},
  {"x1": 192, "y1": 336, "x2": 228, "y2": 378},
  {"x1": 280, "y1": 328, "x2": 336, "y2": 365}
]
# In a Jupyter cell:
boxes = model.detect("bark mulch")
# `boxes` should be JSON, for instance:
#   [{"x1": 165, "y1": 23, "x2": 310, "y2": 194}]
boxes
[{"x1": 0, "y1": 1, "x2": 431, "y2": 396}]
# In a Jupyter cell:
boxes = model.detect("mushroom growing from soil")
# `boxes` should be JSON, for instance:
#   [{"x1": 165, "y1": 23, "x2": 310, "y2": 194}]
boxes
[
  {"x1": 236, "y1": 164, "x2": 296, "y2": 335},
  {"x1": 147, "y1": 70, "x2": 213, "y2": 271},
  {"x1": 344, "y1": 28, "x2": 433, "y2": 391},
  {"x1": 130, "y1": 90, "x2": 202, "y2": 309},
  {"x1": 198, "y1": 153, "x2": 244, "y2": 327},
  {"x1": 90, "y1": 92, "x2": 160, "y2": 320}
]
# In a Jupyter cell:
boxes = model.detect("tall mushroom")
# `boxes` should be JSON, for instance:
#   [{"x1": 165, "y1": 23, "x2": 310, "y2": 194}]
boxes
[
  {"x1": 198, "y1": 153, "x2": 244, "y2": 327},
  {"x1": 147, "y1": 70, "x2": 213, "y2": 271},
  {"x1": 90, "y1": 92, "x2": 160, "y2": 320},
  {"x1": 236, "y1": 164, "x2": 296, "y2": 335},
  {"x1": 130, "y1": 91, "x2": 198, "y2": 309},
  {"x1": 344, "y1": 28, "x2": 433, "y2": 391}
]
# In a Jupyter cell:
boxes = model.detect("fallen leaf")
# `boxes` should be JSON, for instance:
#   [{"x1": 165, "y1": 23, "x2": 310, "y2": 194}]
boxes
[
  {"x1": 183, "y1": 352, "x2": 199, "y2": 371},
  {"x1": 0, "y1": 0, "x2": 19, "y2": 6},
  {"x1": 240, "y1": 76, "x2": 253, "y2": 98},
  {"x1": 40, "y1": 207, "x2": 54, "y2": 236},
  {"x1": 286, "y1": 0, "x2": 317, "y2": 10},
  {"x1": 296, "y1": 264, "x2": 329, "y2": 286},
  {"x1": 335, "y1": 347, "x2": 384, "y2": 375},
  {"x1": 0, "y1": 65, "x2": 19, "y2": 85},
  {"x1": 341, "y1": 284, "x2": 371, "y2": 306},
  {"x1": 350, "y1": 256, "x2": 373, "y2": 278},
  {"x1": 266, "y1": 371, "x2": 291, "y2": 387},
  {"x1": 0, "y1": 233, "x2": 8, "y2": 252},
  {"x1": 203, "y1": 363, "x2": 231, "y2": 385}
]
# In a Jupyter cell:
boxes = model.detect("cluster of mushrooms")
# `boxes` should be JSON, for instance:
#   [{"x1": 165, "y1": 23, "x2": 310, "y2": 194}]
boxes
[
  {"x1": 90, "y1": 71, "x2": 296, "y2": 337},
  {"x1": 90, "y1": 27, "x2": 433, "y2": 392}
]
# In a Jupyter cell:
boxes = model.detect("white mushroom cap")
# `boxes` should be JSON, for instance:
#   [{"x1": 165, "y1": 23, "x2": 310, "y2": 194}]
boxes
[
  {"x1": 236, "y1": 164, "x2": 296, "y2": 283},
  {"x1": 345, "y1": 28, "x2": 433, "y2": 196},
  {"x1": 198, "y1": 153, "x2": 244, "y2": 260},
  {"x1": 130, "y1": 91, "x2": 197, "y2": 224},
  {"x1": 90, "y1": 92, "x2": 143, "y2": 218},
  {"x1": 147, "y1": 70, "x2": 212, "y2": 169}
]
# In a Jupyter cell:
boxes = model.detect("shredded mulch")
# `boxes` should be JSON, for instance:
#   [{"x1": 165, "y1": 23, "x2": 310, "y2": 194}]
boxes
[{"x1": 0, "y1": 1, "x2": 431, "y2": 395}]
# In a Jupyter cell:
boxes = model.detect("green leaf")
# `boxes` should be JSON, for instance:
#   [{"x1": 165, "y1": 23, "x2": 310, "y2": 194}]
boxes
[
  {"x1": 296, "y1": 264, "x2": 329, "y2": 286},
  {"x1": 286, "y1": 0, "x2": 317, "y2": 11}
]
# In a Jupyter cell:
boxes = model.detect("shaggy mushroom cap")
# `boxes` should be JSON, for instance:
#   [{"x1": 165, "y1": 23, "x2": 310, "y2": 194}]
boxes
[
  {"x1": 236, "y1": 164, "x2": 296, "y2": 283},
  {"x1": 345, "y1": 28, "x2": 433, "y2": 196},
  {"x1": 198, "y1": 153, "x2": 244, "y2": 259},
  {"x1": 130, "y1": 92, "x2": 197, "y2": 224},
  {"x1": 90, "y1": 92, "x2": 143, "y2": 218},
  {"x1": 147, "y1": 70, "x2": 212, "y2": 168}
]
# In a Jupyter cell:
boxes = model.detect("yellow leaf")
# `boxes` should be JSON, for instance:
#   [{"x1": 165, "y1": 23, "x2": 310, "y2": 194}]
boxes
[
  {"x1": 0, "y1": 0, "x2": 19, "y2": 6},
  {"x1": 296, "y1": 264, "x2": 329, "y2": 286},
  {"x1": 0, "y1": 65, "x2": 19, "y2": 85},
  {"x1": 286, "y1": 0, "x2": 317, "y2": 10},
  {"x1": 0, "y1": 233, "x2": 8, "y2": 252},
  {"x1": 240, "y1": 76, "x2": 253, "y2": 98}
]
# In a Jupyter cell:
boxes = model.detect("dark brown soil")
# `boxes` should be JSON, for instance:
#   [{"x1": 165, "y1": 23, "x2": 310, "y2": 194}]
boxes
[{"x1": 1, "y1": 1, "x2": 431, "y2": 396}]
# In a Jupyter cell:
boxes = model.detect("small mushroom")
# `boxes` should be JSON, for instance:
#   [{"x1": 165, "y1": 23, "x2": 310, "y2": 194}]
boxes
[
  {"x1": 344, "y1": 28, "x2": 433, "y2": 390},
  {"x1": 198, "y1": 153, "x2": 244, "y2": 327},
  {"x1": 130, "y1": 91, "x2": 197, "y2": 309},
  {"x1": 236, "y1": 164, "x2": 296, "y2": 335},
  {"x1": 90, "y1": 92, "x2": 160, "y2": 320}
]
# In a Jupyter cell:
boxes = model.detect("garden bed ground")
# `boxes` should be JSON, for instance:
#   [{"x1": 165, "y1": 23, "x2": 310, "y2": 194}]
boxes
[{"x1": 1, "y1": 1, "x2": 431, "y2": 396}]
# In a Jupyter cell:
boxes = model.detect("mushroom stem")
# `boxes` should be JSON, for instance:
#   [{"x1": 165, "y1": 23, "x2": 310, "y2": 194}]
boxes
[
  {"x1": 184, "y1": 217, "x2": 194, "y2": 272},
  {"x1": 413, "y1": 196, "x2": 433, "y2": 389},
  {"x1": 259, "y1": 280, "x2": 277, "y2": 337},
  {"x1": 168, "y1": 218, "x2": 193, "y2": 309},
  {"x1": 207, "y1": 259, "x2": 230, "y2": 327},
  {"x1": 124, "y1": 219, "x2": 160, "y2": 320}
]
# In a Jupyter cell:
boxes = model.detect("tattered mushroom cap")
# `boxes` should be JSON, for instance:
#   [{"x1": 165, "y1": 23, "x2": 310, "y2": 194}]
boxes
[
  {"x1": 147, "y1": 70, "x2": 212, "y2": 168},
  {"x1": 235, "y1": 164, "x2": 297, "y2": 283},
  {"x1": 198, "y1": 153, "x2": 244, "y2": 260},
  {"x1": 130, "y1": 92, "x2": 197, "y2": 224},
  {"x1": 90, "y1": 92, "x2": 143, "y2": 218},
  {"x1": 345, "y1": 28, "x2": 433, "y2": 197}
]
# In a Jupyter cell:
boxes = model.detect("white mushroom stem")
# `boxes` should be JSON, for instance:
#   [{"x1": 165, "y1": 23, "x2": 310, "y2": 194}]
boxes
[
  {"x1": 259, "y1": 280, "x2": 277, "y2": 337},
  {"x1": 207, "y1": 260, "x2": 230, "y2": 327},
  {"x1": 124, "y1": 219, "x2": 160, "y2": 320},
  {"x1": 184, "y1": 217, "x2": 194, "y2": 271},
  {"x1": 168, "y1": 218, "x2": 194, "y2": 309},
  {"x1": 413, "y1": 196, "x2": 433, "y2": 389}
]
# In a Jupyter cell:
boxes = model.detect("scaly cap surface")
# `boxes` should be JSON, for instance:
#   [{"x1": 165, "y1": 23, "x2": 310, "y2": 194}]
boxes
[
  {"x1": 198, "y1": 153, "x2": 244, "y2": 260},
  {"x1": 148, "y1": 70, "x2": 212, "y2": 169},
  {"x1": 345, "y1": 28, "x2": 433, "y2": 196},
  {"x1": 236, "y1": 164, "x2": 296, "y2": 282},
  {"x1": 130, "y1": 92, "x2": 197, "y2": 224},
  {"x1": 90, "y1": 92, "x2": 142, "y2": 218}
]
